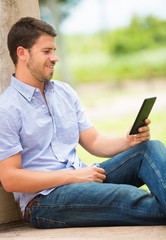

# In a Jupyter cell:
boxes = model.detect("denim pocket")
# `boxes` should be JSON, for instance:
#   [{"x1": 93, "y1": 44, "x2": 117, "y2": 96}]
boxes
[{"x1": 35, "y1": 217, "x2": 68, "y2": 229}]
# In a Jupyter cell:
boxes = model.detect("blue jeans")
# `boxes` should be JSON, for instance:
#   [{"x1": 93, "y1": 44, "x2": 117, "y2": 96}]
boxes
[{"x1": 25, "y1": 140, "x2": 166, "y2": 228}]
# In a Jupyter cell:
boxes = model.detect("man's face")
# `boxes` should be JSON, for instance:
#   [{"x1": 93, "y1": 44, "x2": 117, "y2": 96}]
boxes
[{"x1": 26, "y1": 34, "x2": 58, "y2": 83}]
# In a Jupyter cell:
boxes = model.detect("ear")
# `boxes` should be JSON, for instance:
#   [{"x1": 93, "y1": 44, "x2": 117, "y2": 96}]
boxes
[{"x1": 17, "y1": 46, "x2": 28, "y2": 61}]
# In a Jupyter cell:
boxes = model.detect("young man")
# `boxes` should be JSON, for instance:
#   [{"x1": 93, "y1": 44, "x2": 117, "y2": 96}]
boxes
[{"x1": 0, "y1": 17, "x2": 166, "y2": 228}]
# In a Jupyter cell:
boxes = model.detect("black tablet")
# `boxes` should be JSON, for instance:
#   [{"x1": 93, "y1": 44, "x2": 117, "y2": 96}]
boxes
[{"x1": 129, "y1": 97, "x2": 157, "y2": 135}]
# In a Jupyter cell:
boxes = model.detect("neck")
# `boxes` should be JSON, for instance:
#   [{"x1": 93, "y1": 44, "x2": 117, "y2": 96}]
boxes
[{"x1": 15, "y1": 66, "x2": 45, "y2": 94}]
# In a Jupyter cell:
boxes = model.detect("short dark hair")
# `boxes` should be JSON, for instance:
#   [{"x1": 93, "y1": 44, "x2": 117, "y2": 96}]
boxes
[{"x1": 7, "y1": 17, "x2": 57, "y2": 65}]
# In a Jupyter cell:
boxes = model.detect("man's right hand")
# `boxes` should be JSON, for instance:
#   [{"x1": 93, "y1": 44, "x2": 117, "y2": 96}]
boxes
[{"x1": 73, "y1": 167, "x2": 106, "y2": 183}]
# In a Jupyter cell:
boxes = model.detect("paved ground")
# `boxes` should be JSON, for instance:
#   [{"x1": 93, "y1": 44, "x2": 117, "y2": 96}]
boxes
[{"x1": 0, "y1": 222, "x2": 166, "y2": 240}]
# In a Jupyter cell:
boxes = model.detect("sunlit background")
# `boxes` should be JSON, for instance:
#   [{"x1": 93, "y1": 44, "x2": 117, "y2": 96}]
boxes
[{"x1": 39, "y1": 0, "x2": 166, "y2": 163}]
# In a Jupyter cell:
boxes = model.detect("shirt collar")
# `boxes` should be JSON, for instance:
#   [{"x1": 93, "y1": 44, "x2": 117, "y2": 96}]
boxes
[
  {"x1": 45, "y1": 79, "x2": 55, "y2": 92},
  {"x1": 11, "y1": 74, "x2": 54, "y2": 101}
]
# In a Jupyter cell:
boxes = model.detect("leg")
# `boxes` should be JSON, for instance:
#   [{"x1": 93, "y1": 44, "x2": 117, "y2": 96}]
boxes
[
  {"x1": 28, "y1": 181, "x2": 166, "y2": 229},
  {"x1": 27, "y1": 140, "x2": 166, "y2": 228},
  {"x1": 100, "y1": 140, "x2": 166, "y2": 211}
]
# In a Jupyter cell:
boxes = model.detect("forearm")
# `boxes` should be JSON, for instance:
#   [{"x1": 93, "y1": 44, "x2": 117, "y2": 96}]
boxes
[
  {"x1": 3, "y1": 166, "x2": 107, "y2": 193},
  {"x1": 96, "y1": 120, "x2": 151, "y2": 157},
  {"x1": 0, "y1": 150, "x2": 106, "y2": 193},
  {"x1": 79, "y1": 124, "x2": 151, "y2": 158},
  {"x1": 2, "y1": 168, "x2": 76, "y2": 193},
  {"x1": 89, "y1": 134, "x2": 131, "y2": 157}
]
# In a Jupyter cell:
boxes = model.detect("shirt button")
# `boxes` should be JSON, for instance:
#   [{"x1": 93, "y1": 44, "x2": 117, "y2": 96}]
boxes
[
  {"x1": 36, "y1": 89, "x2": 39, "y2": 92},
  {"x1": 32, "y1": 96, "x2": 35, "y2": 100},
  {"x1": 42, "y1": 104, "x2": 45, "y2": 108}
]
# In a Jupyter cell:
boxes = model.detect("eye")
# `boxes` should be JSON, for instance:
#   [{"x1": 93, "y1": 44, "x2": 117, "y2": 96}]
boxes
[{"x1": 44, "y1": 51, "x2": 49, "y2": 54}]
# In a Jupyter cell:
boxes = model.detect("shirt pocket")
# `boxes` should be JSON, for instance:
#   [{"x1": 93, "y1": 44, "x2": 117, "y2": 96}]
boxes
[{"x1": 55, "y1": 112, "x2": 79, "y2": 145}]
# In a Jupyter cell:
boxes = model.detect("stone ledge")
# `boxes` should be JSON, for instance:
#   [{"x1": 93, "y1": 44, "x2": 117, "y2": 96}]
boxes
[{"x1": 0, "y1": 223, "x2": 166, "y2": 240}]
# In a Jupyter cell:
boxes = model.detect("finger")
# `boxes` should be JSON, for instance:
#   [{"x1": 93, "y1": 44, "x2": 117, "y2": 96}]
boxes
[
  {"x1": 95, "y1": 168, "x2": 106, "y2": 182},
  {"x1": 98, "y1": 172, "x2": 106, "y2": 180},
  {"x1": 138, "y1": 125, "x2": 150, "y2": 133},
  {"x1": 97, "y1": 167, "x2": 106, "y2": 174},
  {"x1": 93, "y1": 167, "x2": 105, "y2": 175},
  {"x1": 91, "y1": 167, "x2": 106, "y2": 181},
  {"x1": 136, "y1": 134, "x2": 150, "y2": 140},
  {"x1": 136, "y1": 130, "x2": 150, "y2": 137},
  {"x1": 96, "y1": 173, "x2": 106, "y2": 183},
  {"x1": 134, "y1": 132, "x2": 150, "y2": 141},
  {"x1": 144, "y1": 118, "x2": 151, "y2": 125}
]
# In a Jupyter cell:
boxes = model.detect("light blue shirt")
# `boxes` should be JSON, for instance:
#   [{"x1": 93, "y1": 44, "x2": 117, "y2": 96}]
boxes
[{"x1": 0, "y1": 74, "x2": 96, "y2": 214}]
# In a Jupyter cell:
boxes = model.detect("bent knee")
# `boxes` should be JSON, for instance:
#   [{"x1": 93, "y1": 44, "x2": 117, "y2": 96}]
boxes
[{"x1": 140, "y1": 140, "x2": 165, "y2": 153}]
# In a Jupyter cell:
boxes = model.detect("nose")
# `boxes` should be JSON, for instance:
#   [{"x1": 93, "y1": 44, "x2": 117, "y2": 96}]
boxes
[{"x1": 50, "y1": 51, "x2": 59, "y2": 63}]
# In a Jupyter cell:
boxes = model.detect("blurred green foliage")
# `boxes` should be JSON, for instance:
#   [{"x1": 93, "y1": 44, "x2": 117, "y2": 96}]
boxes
[
  {"x1": 108, "y1": 15, "x2": 166, "y2": 54},
  {"x1": 54, "y1": 16, "x2": 166, "y2": 83}
]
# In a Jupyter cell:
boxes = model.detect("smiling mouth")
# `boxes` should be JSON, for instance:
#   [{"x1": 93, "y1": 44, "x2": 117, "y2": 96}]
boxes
[
  {"x1": 47, "y1": 66, "x2": 55, "y2": 70},
  {"x1": 46, "y1": 65, "x2": 55, "y2": 72}
]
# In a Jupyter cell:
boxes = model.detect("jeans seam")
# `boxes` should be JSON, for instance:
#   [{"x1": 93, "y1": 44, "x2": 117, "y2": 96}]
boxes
[
  {"x1": 33, "y1": 204, "x2": 155, "y2": 215},
  {"x1": 106, "y1": 150, "x2": 166, "y2": 191},
  {"x1": 36, "y1": 216, "x2": 69, "y2": 228},
  {"x1": 143, "y1": 152, "x2": 166, "y2": 191},
  {"x1": 106, "y1": 152, "x2": 141, "y2": 177}
]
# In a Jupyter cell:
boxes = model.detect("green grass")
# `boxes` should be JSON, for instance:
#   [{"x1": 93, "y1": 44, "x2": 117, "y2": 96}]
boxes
[{"x1": 76, "y1": 109, "x2": 166, "y2": 166}]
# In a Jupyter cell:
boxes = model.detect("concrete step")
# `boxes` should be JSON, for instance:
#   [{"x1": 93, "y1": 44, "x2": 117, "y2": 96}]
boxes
[{"x1": 0, "y1": 222, "x2": 166, "y2": 240}]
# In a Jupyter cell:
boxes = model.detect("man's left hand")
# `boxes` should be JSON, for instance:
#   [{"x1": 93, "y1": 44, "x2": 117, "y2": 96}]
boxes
[{"x1": 127, "y1": 119, "x2": 151, "y2": 147}]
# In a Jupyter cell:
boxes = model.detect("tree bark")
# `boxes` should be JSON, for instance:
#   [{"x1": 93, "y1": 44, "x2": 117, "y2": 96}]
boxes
[
  {"x1": 0, "y1": 0, "x2": 40, "y2": 224},
  {"x1": 0, "y1": 0, "x2": 40, "y2": 94}
]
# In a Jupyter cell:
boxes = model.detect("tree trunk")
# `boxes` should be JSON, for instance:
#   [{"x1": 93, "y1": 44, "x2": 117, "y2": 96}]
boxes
[
  {"x1": 0, "y1": 0, "x2": 40, "y2": 225},
  {"x1": 0, "y1": 0, "x2": 40, "y2": 94}
]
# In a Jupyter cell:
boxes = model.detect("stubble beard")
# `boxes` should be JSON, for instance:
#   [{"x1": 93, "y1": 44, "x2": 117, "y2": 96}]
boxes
[{"x1": 26, "y1": 55, "x2": 53, "y2": 83}]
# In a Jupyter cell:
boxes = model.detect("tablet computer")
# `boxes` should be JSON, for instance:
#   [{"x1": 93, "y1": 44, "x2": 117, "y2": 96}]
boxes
[{"x1": 129, "y1": 97, "x2": 157, "y2": 135}]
